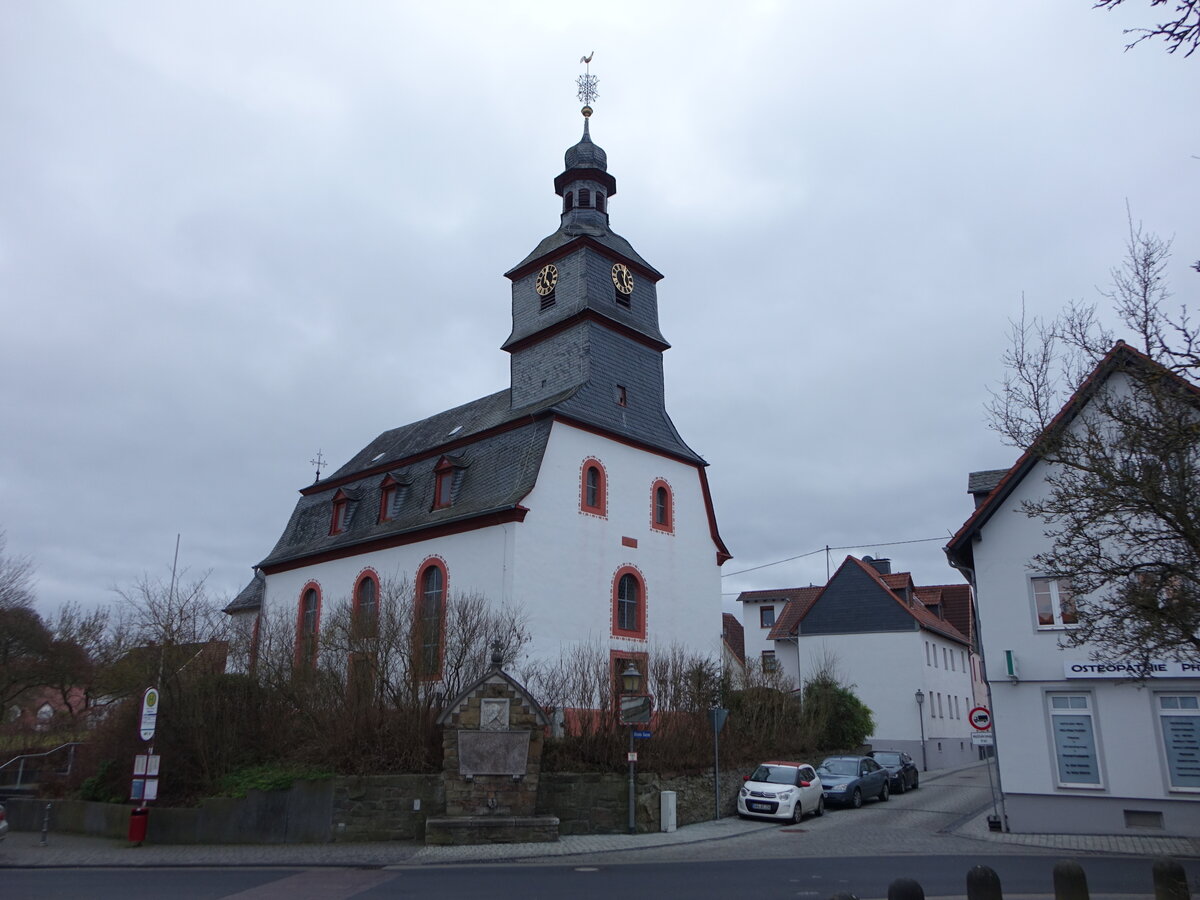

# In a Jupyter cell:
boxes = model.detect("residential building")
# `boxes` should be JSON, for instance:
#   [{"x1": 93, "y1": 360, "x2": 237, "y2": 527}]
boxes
[
  {"x1": 740, "y1": 556, "x2": 980, "y2": 769},
  {"x1": 946, "y1": 341, "x2": 1200, "y2": 836}
]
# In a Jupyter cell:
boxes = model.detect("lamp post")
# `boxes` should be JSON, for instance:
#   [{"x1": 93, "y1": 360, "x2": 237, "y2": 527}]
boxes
[
  {"x1": 915, "y1": 689, "x2": 928, "y2": 772},
  {"x1": 621, "y1": 662, "x2": 643, "y2": 835}
]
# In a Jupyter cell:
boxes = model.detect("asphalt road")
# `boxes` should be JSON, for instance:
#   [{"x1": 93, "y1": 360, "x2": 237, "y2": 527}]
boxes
[{"x1": 4, "y1": 854, "x2": 1197, "y2": 900}]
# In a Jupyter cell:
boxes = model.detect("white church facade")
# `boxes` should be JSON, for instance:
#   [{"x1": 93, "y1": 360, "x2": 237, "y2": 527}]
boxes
[{"x1": 225, "y1": 106, "x2": 730, "y2": 690}]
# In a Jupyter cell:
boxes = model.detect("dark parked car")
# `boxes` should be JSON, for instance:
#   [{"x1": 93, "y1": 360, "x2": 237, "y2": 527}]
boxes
[
  {"x1": 816, "y1": 755, "x2": 890, "y2": 808},
  {"x1": 869, "y1": 750, "x2": 919, "y2": 793}
]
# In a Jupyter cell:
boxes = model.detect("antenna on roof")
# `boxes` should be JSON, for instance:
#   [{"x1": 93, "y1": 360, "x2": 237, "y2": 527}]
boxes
[{"x1": 310, "y1": 449, "x2": 326, "y2": 483}]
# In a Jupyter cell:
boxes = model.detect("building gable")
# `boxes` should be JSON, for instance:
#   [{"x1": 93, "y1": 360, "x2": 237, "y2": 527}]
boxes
[{"x1": 800, "y1": 558, "x2": 918, "y2": 636}]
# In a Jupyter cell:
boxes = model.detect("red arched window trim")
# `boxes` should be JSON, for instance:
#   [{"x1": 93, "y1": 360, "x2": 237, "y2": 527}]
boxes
[
  {"x1": 295, "y1": 582, "x2": 322, "y2": 668},
  {"x1": 611, "y1": 566, "x2": 646, "y2": 640},
  {"x1": 353, "y1": 569, "x2": 380, "y2": 637},
  {"x1": 415, "y1": 558, "x2": 448, "y2": 680},
  {"x1": 580, "y1": 458, "x2": 607, "y2": 517},
  {"x1": 650, "y1": 479, "x2": 674, "y2": 534}
]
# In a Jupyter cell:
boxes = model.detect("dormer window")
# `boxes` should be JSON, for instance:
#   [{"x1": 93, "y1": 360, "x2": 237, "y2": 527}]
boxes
[
  {"x1": 379, "y1": 474, "x2": 409, "y2": 522},
  {"x1": 432, "y1": 456, "x2": 467, "y2": 510},
  {"x1": 330, "y1": 490, "x2": 352, "y2": 535}
]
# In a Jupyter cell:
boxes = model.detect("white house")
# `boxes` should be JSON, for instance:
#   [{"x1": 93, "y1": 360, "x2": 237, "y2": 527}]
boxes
[
  {"x1": 225, "y1": 108, "x2": 731, "y2": 692},
  {"x1": 946, "y1": 342, "x2": 1200, "y2": 836},
  {"x1": 739, "y1": 555, "x2": 980, "y2": 770}
]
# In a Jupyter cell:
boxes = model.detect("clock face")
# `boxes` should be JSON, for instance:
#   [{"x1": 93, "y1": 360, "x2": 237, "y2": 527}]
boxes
[
  {"x1": 611, "y1": 263, "x2": 634, "y2": 295},
  {"x1": 535, "y1": 264, "x2": 558, "y2": 296}
]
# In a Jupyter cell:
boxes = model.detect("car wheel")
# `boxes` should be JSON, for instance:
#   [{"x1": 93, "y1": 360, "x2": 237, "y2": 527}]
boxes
[
  {"x1": 895, "y1": 776, "x2": 906, "y2": 794},
  {"x1": 879, "y1": 780, "x2": 889, "y2": 801},
  {"x1": 912, "y1": 773, "x2": 919, "y2": 790},
  {"x1": 790, "y1": 800, "x2": 803, "y2": 825},
  {"x1": 814, "y1": 796, "x2": 825, "y2": 817},
  {"x1": 850, "y1": 787, "x2": 863, "y2": 809}
]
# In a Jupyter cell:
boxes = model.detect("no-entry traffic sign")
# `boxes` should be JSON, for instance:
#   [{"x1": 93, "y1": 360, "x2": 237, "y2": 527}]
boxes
[{"x1": 969, "y1": 706, "x2": 992, "y2": 731}]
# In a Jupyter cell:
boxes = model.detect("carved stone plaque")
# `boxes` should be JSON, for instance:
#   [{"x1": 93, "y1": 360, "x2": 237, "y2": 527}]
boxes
[
  {"x1": 458, "y1": 730, "x2": 530, "y2": 776},
  {"x1": 480, "y1": 698, "x2": 510, "y2": 731}
]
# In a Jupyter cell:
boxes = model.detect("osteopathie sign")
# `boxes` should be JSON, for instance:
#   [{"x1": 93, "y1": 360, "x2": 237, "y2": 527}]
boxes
[{"x1": 1064, "y1": 660, "x2": 1200, "y2": 679}]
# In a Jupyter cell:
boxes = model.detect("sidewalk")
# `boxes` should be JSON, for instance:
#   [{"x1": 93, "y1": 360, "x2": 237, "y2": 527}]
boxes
[{"x1": 3, "y1": 764, "x2": 1198, "y2": 868}]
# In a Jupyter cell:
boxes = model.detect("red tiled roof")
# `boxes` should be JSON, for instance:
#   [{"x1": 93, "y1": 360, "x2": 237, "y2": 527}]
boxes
[
  {"x1": 921, "y1": 583, "x2": 974, "y2": 645},
  {"x1": 766, "y1": 586, "x2": 824, "y2": 640},
  {"x1": 722, "y1": 612, "x2": 745, "y2": 664}
]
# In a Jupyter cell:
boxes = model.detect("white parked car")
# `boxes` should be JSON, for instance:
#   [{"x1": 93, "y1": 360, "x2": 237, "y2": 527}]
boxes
[{"x1": 737, "y1": 760, "x2": 825, "y2": 823}]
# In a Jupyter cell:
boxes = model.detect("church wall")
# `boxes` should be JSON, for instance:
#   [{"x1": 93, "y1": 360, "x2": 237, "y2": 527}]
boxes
[{"x1": 511, "y1": 421, "x2": 723, "y2": 667}]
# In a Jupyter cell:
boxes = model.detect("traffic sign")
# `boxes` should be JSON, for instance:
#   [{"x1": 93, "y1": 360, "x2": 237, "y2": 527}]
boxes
[
  {"x1": 969, "y1": 706, "x2": 992, "y2": 731},
  {"x1": 139, "y1": 687, "x2": 160, "y2": 741},
  {"x1": 633, "y1": 730, "x2": 651, "y2": 740},
  {"x1": 971, "y1": 732, "x2": 994, "y2": 747}
]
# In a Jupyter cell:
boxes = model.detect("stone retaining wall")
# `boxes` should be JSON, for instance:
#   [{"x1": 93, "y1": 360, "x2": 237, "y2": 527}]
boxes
[{"x1": 330, "y1": 774, "x2": 442, "y2": 842}]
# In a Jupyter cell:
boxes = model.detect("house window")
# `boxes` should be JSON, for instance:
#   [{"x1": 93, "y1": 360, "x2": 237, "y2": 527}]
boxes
[
  {"x1": 616, "y1": 385, "x2": 628, "y2": 406},
  {"x1": 1032, "y1": 577, "x2": 1078, "y2": 628},
  {"x1": 612, "y1": 567, "x2": 646, "y2": 639},
  {"x1": 1049, "y1": 693, "x2": 1101, "y2": 786},
  {"x1": 760, "y1": 606, "x2": 776, "y2": 628},
  {"x1": 354, "y1": 571, "x2": 379, "y2": 637},
  {"x1": 580, "y1": 458, "x2": 607, "y2": 516},
  {"x1": 564, "y1": 191, "x2": 574, "y2": 212},
  {"x1": 761, "y1": 650, "x2": 779, "y2": 672},
  {"x1": 295, "y1": 584, "x2": 321, "y2": 668},
  {"x1": 937, "y1": 693, "x2": 943, "y2": 717},
  {"x1": 943, "y1": 647, "x2": 949, "y2": 669},
  {"x1": 596, "y1": 192, "x2": 605, "y2": 213},
  {"x1": 933, "y1": 645, "x2": 938, "y2": 668},
  {"x1": 950, "y1": 651, "x2": 956, "y2": 672},
  {"x1": 1158, "y1": 694, "x2": 1200, "y2": 790},
  {"x1": 579, "y1": 188, "x2": 591, "y2": 208},
  {"x1": 651, "y1": 480, "x2": 673, "y2": 533},
  {"x1": 416, "y1": 560, "x2": 446, "y2": 678},
  {"x1": 925, "y1": 642, "x2": 931, "y2": 666},
  {"x1": 379, "y1": 476, "x2": 406, "y2": 522}
]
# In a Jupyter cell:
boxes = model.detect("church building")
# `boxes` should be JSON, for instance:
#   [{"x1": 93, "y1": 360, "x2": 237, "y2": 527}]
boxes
[{"x1": 225, "y1": 94, "x2": 731, "y2": 689}]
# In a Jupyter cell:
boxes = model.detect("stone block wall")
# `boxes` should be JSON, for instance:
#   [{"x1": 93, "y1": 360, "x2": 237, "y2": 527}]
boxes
[{"x1": 331, "y1": 774, "x2": 442, "y2": 842}]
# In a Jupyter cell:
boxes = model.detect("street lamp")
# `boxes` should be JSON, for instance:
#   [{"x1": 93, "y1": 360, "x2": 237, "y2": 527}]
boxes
[
  {"x1": 915, "y1": 689, "x2": 928, "y2": 772},
  {"x1": 621, "y1": 662, "x2": 643, "y2": 835}
]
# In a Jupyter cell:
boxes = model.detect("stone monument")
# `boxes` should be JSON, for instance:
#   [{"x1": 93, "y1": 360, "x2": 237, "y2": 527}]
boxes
[{"x1": 424, "y1": 647, "x2": 559, "y2": 845}]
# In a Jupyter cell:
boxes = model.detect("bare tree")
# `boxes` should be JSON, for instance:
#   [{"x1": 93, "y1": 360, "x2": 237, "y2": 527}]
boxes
[
  {"x1": 986, "y1": 217, "x2": 1200, "y2": 660},
  {"x1": 1094, "y1": 0, "x2": 1200, "y2": 57}
]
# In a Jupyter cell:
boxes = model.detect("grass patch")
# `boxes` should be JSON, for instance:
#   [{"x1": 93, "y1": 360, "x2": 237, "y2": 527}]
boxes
[{"x1": 212, "y1": 764, "x2": 334, "y2": 799}]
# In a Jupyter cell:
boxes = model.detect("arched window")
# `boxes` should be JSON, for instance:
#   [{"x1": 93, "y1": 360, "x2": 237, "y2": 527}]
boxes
[
  {"x1": 579, "y1": 188, "x2": 591, "y2": 208},
  {"x1": 416, "y1": 560, "x2": 447, "y2": 678},
  {"x1": 296, "y1": 583, "x2": 321, "y2": 668},
  {"x1": 651, "y1": 480, "x2": 673, "y2": 533},
  {"x1": 354, "y1": 571, "x2": 379, "y2": 637},
  {"x1": 580, "y1": 458, "x2": 607, "y2": 516},
  {"x1": 612, "y1": 567, "x2": 646, "y2": 639}
]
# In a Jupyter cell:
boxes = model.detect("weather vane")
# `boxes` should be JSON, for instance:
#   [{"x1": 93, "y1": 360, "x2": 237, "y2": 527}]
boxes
[
  {"x1": 577, "y1": 51, "x2": 597, "y2": 117},
  {"x1": 310, "y1": 449, "x2": 326, "y2": 483}
]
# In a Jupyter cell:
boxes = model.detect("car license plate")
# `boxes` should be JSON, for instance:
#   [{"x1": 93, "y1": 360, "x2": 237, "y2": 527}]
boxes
[{"x1": 749, "y1": 802, "x2": 771, "y2": 811}]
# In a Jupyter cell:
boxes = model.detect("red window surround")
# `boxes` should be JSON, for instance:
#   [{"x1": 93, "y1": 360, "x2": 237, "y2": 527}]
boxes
[
  {"x1": 295, "y1": 582, "x2": 322, "y2": 668},
  {"x1": 650, "y1": 479, "x2": 673, "y2": 533},
  {"x1": 330, "y1": 490, "x2": 350, "y2": 535},
  {"x1": 580, "y1": 458, "x2": 607, "y2": 517},
  {"x1": 415, "y1": 558, "x2": 448, "y2": 679},
  {"x1": 611, "y1": 566, "x2": 647, "y2": 640},
  {"x1": 353, "y1": 569, "x2": 380, "y2": 637},
  {"x1": 432, "y1": 459, "x2": 455, "y2": 509},
  {"x1": 379, "y1": 476, "x2": 398, "y2": 522}
]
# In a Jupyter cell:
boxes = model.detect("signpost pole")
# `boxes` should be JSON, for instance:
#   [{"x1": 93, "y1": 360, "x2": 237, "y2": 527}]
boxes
[{"x1": 708, "y1": 707, "x2": 728, "y2": 820}]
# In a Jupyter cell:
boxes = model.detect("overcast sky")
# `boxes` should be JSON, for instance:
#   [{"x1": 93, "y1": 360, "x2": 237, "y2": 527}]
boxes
[{"x1": 2, "y1": 2, "x2": 1197, "y2": 621}]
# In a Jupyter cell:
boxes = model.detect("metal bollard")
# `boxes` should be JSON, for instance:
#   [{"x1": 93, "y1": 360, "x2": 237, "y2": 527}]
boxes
[
  {"x1": 1153, "y1": 857, "x2": 1191, "y2": 900},
  {"x1": 888, "y1": 878, "x2": 925, "y2": 900},
  {"x1": 967, "y1": 864, "x2": 1004, "y2": 900},
  {"x1": 1053, "y1": 859, "x2": 1090, "y2": 900},
  {"x1": 39, "y1": 802, "x2": 51, "y2": 847}
]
